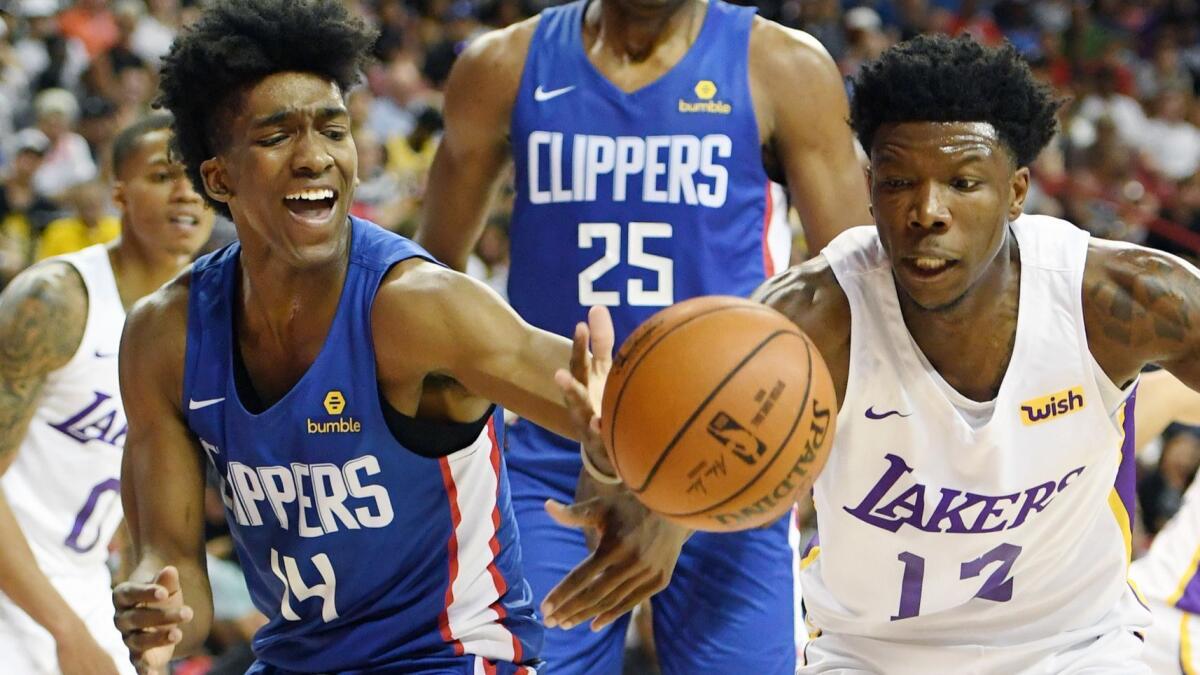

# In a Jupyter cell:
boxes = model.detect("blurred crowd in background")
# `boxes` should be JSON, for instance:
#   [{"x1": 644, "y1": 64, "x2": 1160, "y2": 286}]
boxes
[{"x1": 2, "y1": 0, "x2": 1200, "y2": 672}]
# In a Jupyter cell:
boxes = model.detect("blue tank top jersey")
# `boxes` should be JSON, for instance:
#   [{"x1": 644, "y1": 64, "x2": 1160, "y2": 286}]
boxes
[
  {"x1": 508, "y1": 0, "x2": 780, "y2": 474},
  {"x1": 182, "y1": 217, "x2": 542, "y2": 672}
]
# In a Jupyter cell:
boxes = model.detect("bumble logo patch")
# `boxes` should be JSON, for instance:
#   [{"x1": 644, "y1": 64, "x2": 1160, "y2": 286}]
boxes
[
  {"x1": 308, "y1": 390, "x2": 360, "y2": 434},
  {"x1": 679, "y1": 79, "x2": 731, "y2": 115},
  {"x1": 1019, "y1": 386, "x2": 1085, "y2": 426},
  {"x1": 323, "y1": 390, "x2": 346, "y2": 415}
]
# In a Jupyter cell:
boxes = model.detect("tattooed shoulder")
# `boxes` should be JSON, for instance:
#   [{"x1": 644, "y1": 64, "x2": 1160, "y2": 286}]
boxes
[
  {"x1": 1083, "y1": 240, "x2": 1200, "y2": 375},
  {"x1": 0, "y1": 261, "x2": 88, "y2": 381}
]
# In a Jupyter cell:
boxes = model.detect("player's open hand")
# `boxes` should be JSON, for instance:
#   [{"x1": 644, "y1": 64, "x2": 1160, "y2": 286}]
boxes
[
  {"x1": 541, "y1": 478, "x2": 690, "y2": 632},
  {"x1": 112, "y1": 566, "x2": 193, "y2": 674},
  {"x1": 554, "y1": 305, "x2": 616, "y2": 475}
]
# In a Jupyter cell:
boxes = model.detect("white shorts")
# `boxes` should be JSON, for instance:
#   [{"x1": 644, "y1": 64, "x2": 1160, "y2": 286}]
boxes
[
  {"x1": 1142, "y1": 598, "x2": 1200, "y2": 674},
  {"x1": 800, "y1": 626, "x2": 1149, "y2": 674},
  {"x1": 0, "y1": 573, "x2": 134, "y2": 675}
]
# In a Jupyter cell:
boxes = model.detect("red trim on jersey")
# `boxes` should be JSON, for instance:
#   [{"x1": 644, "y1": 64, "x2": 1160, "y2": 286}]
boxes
[
  {"x1": 438, "y1": 457, "x2": 466, "y2": 656},
  {"x1": 762, "y1": 181, "x2": 775, "y2": 278},
  {"x1": 483, "y1": 419, "x2": 524, "y2": 662},
  {"x1": 483, "y1": 659, "x2": 498, "y2": 675}
]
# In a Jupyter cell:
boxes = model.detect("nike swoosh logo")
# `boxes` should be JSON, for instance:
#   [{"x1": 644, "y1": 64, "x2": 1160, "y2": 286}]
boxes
[
  {"x1": 188, "y1": 397, "x2": 226, "y2": 411},
  {"x1": 94, "y1": 350, "x2": 117, "y2": 359},
  {"x1": 865, "y1": 406, "x2": 911, "y2": 420},
  {"x1": 534, "y1": 85, "x2": 576, "y2": 102}
]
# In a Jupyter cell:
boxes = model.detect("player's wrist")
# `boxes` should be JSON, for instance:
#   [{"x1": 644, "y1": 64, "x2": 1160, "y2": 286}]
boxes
[{"x1": 581, "y1": 443, "x2": 622, "y2": 485}]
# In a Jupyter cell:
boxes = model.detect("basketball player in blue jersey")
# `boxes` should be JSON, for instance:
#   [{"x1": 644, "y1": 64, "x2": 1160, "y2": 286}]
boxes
[
  {"x1": 109, "y1": 2, "x2": 670, "y2": 674},
  {"x1": 417, "y1": 1, "x2": 869, "y2": 671},
  {"x1": 0, "y1": 114, "x2": 214, "y2": 675},
  {"x1": 558, "y1": 35, "x2": 1200, "y2": 672}
]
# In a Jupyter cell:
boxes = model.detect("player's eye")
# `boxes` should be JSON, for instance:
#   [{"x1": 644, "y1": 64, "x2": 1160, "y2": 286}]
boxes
[
  {"x1": 323, "y1": 128, "x2": 348, "y2": 141},
  {"x1": 951, "y1": 177, "x2": 980, "y2": 190},
  {"x1": 257, "y1": 134, "x2": 287, "y2": 147}
]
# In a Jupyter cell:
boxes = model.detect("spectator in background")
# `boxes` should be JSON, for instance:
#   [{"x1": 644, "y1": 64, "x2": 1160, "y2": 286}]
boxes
[
  {"x1": 77, "y1": 94, "x2": 119, "y2": 178},
  {"x1": 35, "y1": 178, "x2": 117, "y2": 259},
  {"x1": 12, "y1": 0, "x2": 89, "y2": 95},
  {"x1": 1139, "y1": 87, "x2": 1200, "y2": 182},
  {"x1": 1075, "y1": 64, "x2": 1150, "y2": 147},
  {"x1": 1140, "y1": 425, "x2": 1200, "y2": 535},
  {"x1": 0, "y1": 9, "x2": 31, "y2": 145},
  {"x1": 129, "y1": 0, "x2": 179, "y2": 66},
  {"x1": 366, "y1": 53, "x2": 426, "y2": 141},
  {"x1": 421, "y1": 0, "x2": 484, "y2": 88},
  {"x1": 31, "y1": 87, "x2": 96, "y2": 198},
  {"x1": 58, "y1": 0, "x2": 117, "y2": 59},
  {"x1": 1137, "y1": 34, "x2": 1194, "y2": 101},
  {"x1": 0, "y1": 128, "x2": 56, "y2": 285}
]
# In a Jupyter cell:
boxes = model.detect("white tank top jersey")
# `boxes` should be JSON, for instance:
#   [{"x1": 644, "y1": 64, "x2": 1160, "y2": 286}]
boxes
[
  {"x1": 1, "y1": 245, "x2": 127, "y2": 580},
  {"x1": 802, "y1": 215, "x2": 1151, "y2": 650},
  {"x1": 1132, "y1": 467, "x2": 1200, "y2": 615}
]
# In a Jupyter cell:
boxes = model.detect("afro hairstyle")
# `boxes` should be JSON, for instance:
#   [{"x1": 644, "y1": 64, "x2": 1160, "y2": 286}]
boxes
[
  {"x1": 849, "y1": 34, "x2": 1062, "y2": 167},
  {"x1": 156, "y1": 0, "x2": 377, "y2": 218}
]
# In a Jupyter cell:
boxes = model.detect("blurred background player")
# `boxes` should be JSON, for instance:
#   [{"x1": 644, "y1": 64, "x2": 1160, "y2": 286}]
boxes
[
  {"x1": 417, "y1": 0, "x2": 868, "y2": 671},
  {"x1": 1128, "y1": 371, "x2": 1200, "y2": 674},
  {"x1": 0, "y1": 112, "x2": 213, "y2": 675}
]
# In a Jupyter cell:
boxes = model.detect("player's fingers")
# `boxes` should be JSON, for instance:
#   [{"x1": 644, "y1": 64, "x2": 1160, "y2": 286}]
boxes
[
  {"x1": 587, "y1": 305, "x2": 615, "y2": 369},
  {"x1": 591, "y1": 573, "x2": 669, "y2": 631},
  {"x1": 541, "y1": 549, "x2": 612, "y2": 624},
  {"x1": 112, "y1": 583, "x2": 168, "y2": 609},
  {"x1": 115, "y1": 605, "x2": 194, "y2": 633},
  {"x1": 123, "y1": 626, "x2": 183, "y2": 652},
  {"x1": 153, "y1": 566, "x2": 181, "y2": 595},
  {"x1": 570, "y1": 321, "x2": 590, "y2": 385},
  {"x1": 550, "y1": 566, "x2": 651, "y2": 630},
  {"x1": 554, "y1": 369, "x2": 594, "y2": 418},
  {"x1": 545, "y1": 498, "x2": 603, "y2": 530}
]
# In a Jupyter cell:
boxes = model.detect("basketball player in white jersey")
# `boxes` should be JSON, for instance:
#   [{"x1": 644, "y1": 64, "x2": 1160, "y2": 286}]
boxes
[
  {"x1": 0, "y1": 114, "x2": 214, "y2": 675},
  {"x1": 1129, "y1": 371, "x2": 1200, "y2": 674},
  {"x1": 550, "y1": 35, "x2": 1200, "y2": 672}
]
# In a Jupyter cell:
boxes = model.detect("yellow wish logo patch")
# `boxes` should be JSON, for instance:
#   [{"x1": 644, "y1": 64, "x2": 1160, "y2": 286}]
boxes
[{"x1": 1019, "y1": 386, "x2": 1085, "y2": 426}]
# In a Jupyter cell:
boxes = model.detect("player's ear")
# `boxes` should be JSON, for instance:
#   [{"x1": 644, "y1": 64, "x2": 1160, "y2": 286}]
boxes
[
  {"x1": 1008, "y1": 166, "x2": 1030, "y2": 221},
  {"x1": 111, "y1": 180, "x2": 126, "y2": 211},
  {"x1": 200, "y1": 158, "x2": 232, "y2": 204},
  {"x1": 864, "y1": 167, "x2": 874, "y2": 219}
]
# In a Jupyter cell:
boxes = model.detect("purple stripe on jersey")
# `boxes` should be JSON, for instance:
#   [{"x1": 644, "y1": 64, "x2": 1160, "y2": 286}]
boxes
[
  {"x1": 1176, "y1": 558, "x2": 1200, "y2": 614},
  {"x1": 1114, "y1": 387, "x2": 1139, "y2": 531},
  {"x1": 801, "y1": 533, "x2": 819, "y2": 560}
]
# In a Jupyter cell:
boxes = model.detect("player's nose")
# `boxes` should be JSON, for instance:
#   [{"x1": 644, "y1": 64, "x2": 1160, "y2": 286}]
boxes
[{"x1": 908, "y1": 181, "x2": 951, "y2": 231}]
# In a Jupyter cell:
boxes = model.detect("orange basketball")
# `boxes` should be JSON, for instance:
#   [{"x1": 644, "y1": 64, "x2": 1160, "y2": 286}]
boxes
[{"x1": 599, "y1": 296, "x2": 837, "y2": 532}]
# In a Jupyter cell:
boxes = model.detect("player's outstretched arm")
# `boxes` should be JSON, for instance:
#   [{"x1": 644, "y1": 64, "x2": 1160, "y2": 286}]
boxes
[
  {"x1": 0, "y1": 262, "x2": 123, "y2": 675},
  {"x1": 113, "y1": 279, "x2": 210, "y2": 674},
  {"x1": 416, "y1": 21, "x2": 534, "y2": 271},
  {"x1": 376, "y1": 263, "x2": 690, "y2": 630},
  {"x1": 752, "y1": 23, "x2": 871, "y2": 254},
  {"x1": 1084, "y1": 241, "x2": 1200, "y2": 403}
]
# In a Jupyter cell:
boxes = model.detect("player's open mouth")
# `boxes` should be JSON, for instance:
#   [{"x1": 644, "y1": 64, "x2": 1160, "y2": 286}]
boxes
[
  {"x1": 903, "y1": 256, "x2": 959, "y2": 279},
  {"x1": 168, "y1": 214, "x2": 200, "y2": 229},
  {"x1": 283, "y1": 188, "x2": 338, "y2": 225}
]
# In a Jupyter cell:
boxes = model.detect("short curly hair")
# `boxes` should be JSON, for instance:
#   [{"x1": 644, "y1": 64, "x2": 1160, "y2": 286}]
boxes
[
  {"x1": 850, "y1": 35, "x2": 1061, "y2": 167},
  {"x1": 156, "y1": 0, "x2": 377, "y2": 218}
]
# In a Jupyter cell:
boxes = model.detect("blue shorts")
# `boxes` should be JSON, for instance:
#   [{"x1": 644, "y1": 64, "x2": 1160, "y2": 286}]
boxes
[
  {"x1": 506, "y1": 421, "x2": 798, "y2": 675},
  {"x1": 246, "y1": 655, "x2": 541, "y2": 674}
]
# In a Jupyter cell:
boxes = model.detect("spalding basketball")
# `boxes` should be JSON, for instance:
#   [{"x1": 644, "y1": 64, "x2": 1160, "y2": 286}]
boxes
[{"x1": 600, "y1": 296, "x2": 837, "y2": 532}]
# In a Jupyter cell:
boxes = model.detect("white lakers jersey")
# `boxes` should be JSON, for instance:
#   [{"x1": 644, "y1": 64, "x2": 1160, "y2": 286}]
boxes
[
  {"x1": 803, "y1": 215, "x2": 1150, "y2": 652},
  {"x1": 1132, "y1": 466, "x2": 1200, "y2": 614},
  {"x1": 1, "y1": 245, "x2": 126, "y2": 579}
]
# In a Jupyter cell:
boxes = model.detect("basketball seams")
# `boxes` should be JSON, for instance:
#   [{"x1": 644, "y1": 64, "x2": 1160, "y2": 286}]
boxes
[
  {"x1": 630, "y1": 328, "x2": 810, "y2": 494},
  {"x1": 606, "y1": 302, "x2": 785, "y2": 481},
  {"x1": 656, "y1": 334, "x2": 814, "y2": 517}
]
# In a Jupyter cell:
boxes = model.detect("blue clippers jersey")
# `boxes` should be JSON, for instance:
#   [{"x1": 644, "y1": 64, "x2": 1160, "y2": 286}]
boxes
[
  {"x1": 182, "y1": 218, "x2": 541, "y2": 672},
  {"x1": 509, "y1": 0, "x2": 777, "y2": 344},
  {"x1": 508, "y1": 0, "x2": 784, "y2": 474}
]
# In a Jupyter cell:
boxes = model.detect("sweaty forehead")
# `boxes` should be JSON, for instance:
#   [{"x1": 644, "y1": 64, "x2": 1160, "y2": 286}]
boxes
[
  {"x1": 238, "y1": 71, "x2": 346, "y2": 121},
  {"x1": 873, "y1": 122, "x2": 1005, "y2": 162}
]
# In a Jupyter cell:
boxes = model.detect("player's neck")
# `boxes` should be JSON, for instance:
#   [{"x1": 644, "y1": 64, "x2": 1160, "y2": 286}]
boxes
[
  {"x1": 898, "y1": 235, "x2": 1022, "y2": 399},
  {"x1": 587, "y1": 0, "x2": 702, "y2": 63},
  {"x1": 235, "y1": 237, "x2": 349, "y2": 341},
  {"x1": 107, "y1": 241, "x2": 191, "y2": 311}
]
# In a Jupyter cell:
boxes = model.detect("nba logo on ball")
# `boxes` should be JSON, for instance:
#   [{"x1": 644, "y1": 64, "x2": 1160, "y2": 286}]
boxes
[{"x1": 601, "y1": 296, "x2": 838, "y2": 532}]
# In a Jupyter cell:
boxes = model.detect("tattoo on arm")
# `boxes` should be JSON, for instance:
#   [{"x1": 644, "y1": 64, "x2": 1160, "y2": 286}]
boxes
[
  {"x1": 1085, "y1": 248, "x2": 1199, "y2": 359},
  {"x1": 0, "y1": 264, "x2": 87, "y2": 462}
]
